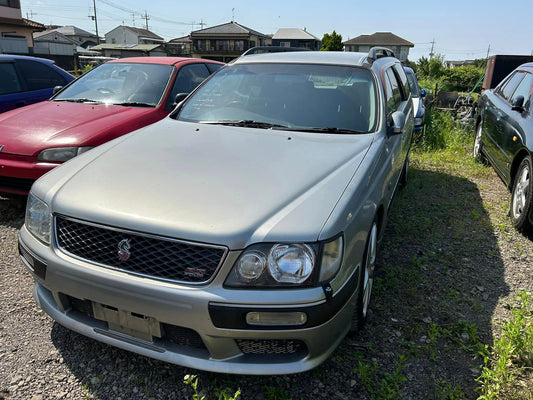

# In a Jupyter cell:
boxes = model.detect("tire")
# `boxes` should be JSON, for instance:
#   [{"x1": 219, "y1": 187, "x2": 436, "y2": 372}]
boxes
[
  {"x1": 510, "y1": 156, "x2": 533, "y2": 234},
  {"x1": 350, "y1": 219, "x2": 378, "y2": 333},
  {"x1": 399, "y1": 149, "x2": 410, "y2": 189},
  {"x1": 473, "y1": 123, "x2": 487, "y2": 164}
]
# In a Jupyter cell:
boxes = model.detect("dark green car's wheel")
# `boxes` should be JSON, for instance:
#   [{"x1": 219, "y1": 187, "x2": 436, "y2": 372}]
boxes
[
  {"x1": 510, "y1": 156, "x2": 533, "y2": 234},
  {"x1": 473, "y1": 123, "x2": 487, "y2": 163},
  {"x1": 351, "y1": 220, "x2": 377, "y2": 333}
]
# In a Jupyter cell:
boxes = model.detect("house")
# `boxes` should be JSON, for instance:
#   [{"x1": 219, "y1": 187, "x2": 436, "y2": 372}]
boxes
[
  {"x1": 33, "y1": 30, "x2": 76, "y2": 56},
  {"x1": 272, "y1": 28, "x2": 321, "y2": 50},
  {"x1": 444, "y1": 60, "x2": 476, "y2": 69},
  {"x1": 105, "y1": 26, "x2": 164, "y2": 46},
  {"x1": 0, "y1": 0, "x2": 45, "y2": 54},
  {"x1": 167, "y1": 35, "x2": 192, "y2": 57},
  {"x1": 43, "y1": 25, "x2": 99, "y2": 48},
  {"x1": 190, "y1": 21, "x2": 271, "y2": 62},
  {"x1": 343, "y1": 32, "x2": 414, "y2": 62},
  {"x1": 88, "y1": 43, "x2": 166, "y2": 58}
]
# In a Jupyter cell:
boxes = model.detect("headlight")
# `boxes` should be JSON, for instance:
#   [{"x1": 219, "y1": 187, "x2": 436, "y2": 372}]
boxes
[
  {"x1": 25, "y1": 193, "x2": 51, "y2": 244},
  {"x1": 225, "y1": 236, "x2": 344, "y2": 288},
  {"x1": 38, "y1": 146, "x2": 94, "y2": 162},
  {"x1": 268, "y1": 244, "x2": 315, "y2": 284},
  {"x1": 319, "y1": 236, "x2": 343, "y2": 282}
]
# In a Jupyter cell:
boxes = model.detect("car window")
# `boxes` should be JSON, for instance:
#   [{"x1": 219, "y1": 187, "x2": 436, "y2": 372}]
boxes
[
  {"x1": 165, "y1": 63, "x2": 210, "y2": 111},
  {"x1": 0, "y1": 62, "x2": 22, "y2": 95},
  {"x1": 498, "y1": 72, "x2": 525, "y2": 101},
  {"x1": 177, "y1": 63, "x2": 378, "y2": 133},
  {"x1": 206, "y1": 63, "x2": 223, "y2": 74},
  {"x1": 55, "y1": 62, "x2": 173, "y2": 106},
  {"x1": 385, "y1": 68, "x2": 402, "y2": 115},
  {"x1": 405, "y1": 71, "x2": 420, "y2": 97},
  {"x1": 510, "y1": 72, "x2": 532, "y2": 108},
  {"x1": 392, "y1": 64, "x2": 409, "y2": 100},
  {"x1": 16, "y1": 59, "x2": 67, "y2": 91}
]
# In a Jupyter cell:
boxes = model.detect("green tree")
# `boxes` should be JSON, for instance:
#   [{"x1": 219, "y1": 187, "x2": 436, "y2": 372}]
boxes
[
  {"x1": 320, "y1": 31, "x2": 343, "y2": 51},
  {"x1": 417, "y1": 54, "x2": 445, "y2": 79}
]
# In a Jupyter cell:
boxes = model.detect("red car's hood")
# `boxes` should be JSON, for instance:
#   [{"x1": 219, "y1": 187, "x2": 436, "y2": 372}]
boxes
[{"x1": 0, "y1": 101, "x2": 160, "y2": 156}]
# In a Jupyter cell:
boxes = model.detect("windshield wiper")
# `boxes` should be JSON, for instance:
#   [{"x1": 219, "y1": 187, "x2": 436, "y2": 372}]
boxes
[
  {"x1": 278, "y1": 126, "x2": 367, "y2": 134},
  {"x1": 54, "y1": 98, "x2": 103, "y2": 104},
  {"x1": 113, "y1": 102, "x2": 155, "y2": 108},
  {"x1": 204, "y1": 120, "x2": 289, "y2": 129}
]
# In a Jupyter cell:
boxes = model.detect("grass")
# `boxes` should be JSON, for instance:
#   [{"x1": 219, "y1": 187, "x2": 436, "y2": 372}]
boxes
[{"x1": 477, "y1": 291, "x2": 533, "y2": 400}]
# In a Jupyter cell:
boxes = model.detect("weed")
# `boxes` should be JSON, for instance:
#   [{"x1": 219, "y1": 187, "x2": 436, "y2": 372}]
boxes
[
  {"x1": 262, "y1": 384, "x2": 292, "y2": 400},
  {"x1": 435, "y1": 378, "x2": 465, "y2": 399},
  {"x1": 353, "y1": 354, "x2": 407, "y2": 399},
  {"x1": 477, "y1": 291, "x2": 533, "y2": 399}
]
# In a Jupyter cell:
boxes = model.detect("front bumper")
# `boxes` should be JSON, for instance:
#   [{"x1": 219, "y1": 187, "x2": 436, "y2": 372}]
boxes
[
  {"x1": 0, "y1": 154, "x2": 57, "y2": 195},
  {"x1": 19, "y1": 226, "x2": 356, "y2": 375}
]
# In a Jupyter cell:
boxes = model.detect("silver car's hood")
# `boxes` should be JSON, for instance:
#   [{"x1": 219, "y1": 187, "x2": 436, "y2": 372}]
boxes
[{"x1": 38, "y1": 119, "x2": 373, "y2": 249}]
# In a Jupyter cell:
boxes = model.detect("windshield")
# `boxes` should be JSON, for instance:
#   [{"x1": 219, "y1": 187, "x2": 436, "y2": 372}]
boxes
[
  {"x1": 176, "y1": 63, "x2": 377, "y2": 133},
  {"x1": 55, "y1": 62, "x2": 173, "y2": 106}
]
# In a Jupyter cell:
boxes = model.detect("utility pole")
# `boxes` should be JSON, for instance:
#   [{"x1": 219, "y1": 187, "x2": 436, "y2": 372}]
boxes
[
  {"x1": 486, "y1": 44, "x2": 491, "y2": 59},
  {"x1": 199, "y1": 19, "x2": 206, "y2": 29},
  {"x1": 142, "y1": 11, "x2": 150, "y2": 30},
  {"x1": 232, "y1": 8, "x2": 235, "y2": 22},
  {"x1": 429, "y1": 39, "x2": 435, "y2": 59},
  {"x1": 91, "y1": 0, "x2": 100, "y2": 44}
]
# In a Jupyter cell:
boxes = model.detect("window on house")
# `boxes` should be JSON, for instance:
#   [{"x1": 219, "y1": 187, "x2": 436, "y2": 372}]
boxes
[
  {"x1": 235, "y1": 40, "x2": 244, "y2": 51},
  {"x1": 0, "y1": 0, "x2": 20, "y2": 8},
  {"x1": 280, "y1": 42, "x2": 291, "y2": 48}
]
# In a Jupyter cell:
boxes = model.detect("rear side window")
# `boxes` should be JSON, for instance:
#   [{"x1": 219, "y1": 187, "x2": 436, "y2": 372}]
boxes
[
  {"x1": 16, "y1": 59, "x2": 68, "y2": 91},
  {"x1": 0, "y1": 63, "x2": 22, "y2": 95}
]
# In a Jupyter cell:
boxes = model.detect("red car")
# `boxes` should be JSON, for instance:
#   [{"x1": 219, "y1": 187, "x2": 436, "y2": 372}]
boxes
[{"x1": 0, "y1": 57, "x2": 223, "y2": 195}]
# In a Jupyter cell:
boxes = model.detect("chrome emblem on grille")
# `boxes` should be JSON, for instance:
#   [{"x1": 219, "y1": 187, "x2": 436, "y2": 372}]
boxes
[{"x1": 117, "y1": 239, "x2": 131, "y2": 261}]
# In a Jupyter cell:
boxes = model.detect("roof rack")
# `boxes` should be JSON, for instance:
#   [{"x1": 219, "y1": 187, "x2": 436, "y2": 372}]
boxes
[
  {"x1": 367, "y1": 47, "x2": 396, "y2": 63},
  {"x1": 241, "y1": 46, "x2": 308, "y2": 56}
]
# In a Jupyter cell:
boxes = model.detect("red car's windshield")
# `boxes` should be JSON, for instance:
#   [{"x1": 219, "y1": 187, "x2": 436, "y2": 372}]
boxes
[{"x1": 55, "y1": 63, "x2": 173, "y2": 107}]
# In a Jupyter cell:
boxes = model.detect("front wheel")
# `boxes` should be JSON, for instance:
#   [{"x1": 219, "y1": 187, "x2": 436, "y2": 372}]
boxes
[
  {"x1": 473, "y1": 123, "x2": 487, "y2": 163},
  {"x1": 510, "y1": 156, "x2": 533, "y2": 234},
  {"x1": 350, "y1": 220, "x2": 378, "y2": 333}
]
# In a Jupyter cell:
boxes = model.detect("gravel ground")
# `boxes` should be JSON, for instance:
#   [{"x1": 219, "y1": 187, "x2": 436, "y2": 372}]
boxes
[{"x1": 1, "y1": 161, "x2": 532, "y2": 400}]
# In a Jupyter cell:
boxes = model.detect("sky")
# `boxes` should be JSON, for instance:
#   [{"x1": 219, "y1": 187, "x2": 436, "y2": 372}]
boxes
[{"x1": 20, "y1": 0, "x2": 533, "y2": 62}]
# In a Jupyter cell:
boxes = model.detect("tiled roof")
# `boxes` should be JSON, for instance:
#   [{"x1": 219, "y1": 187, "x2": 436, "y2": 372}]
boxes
[
  {"x1": 273, "y1": 28, "x2": 320, "y2": 41},
  {"x1": 48, "y1": 25, "x2": 96, "y2": 37},
  {"x1": 343, "y1": 32, "x2": 414, "y2": 47},
  {"x1": 0, "y1": 17, "x2": 45, "y2": 30},
  {"x1": 192, "y1": 21, "x2": 268, "y2": 38},
  {"x1": 124, "y1": 26, "x2": 164, "y2": 40}
]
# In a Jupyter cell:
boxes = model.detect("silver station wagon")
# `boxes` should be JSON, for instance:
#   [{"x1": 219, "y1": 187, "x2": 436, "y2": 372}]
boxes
[{"x1": 19, "y1": 48, "x2": 413, "y2": 374}]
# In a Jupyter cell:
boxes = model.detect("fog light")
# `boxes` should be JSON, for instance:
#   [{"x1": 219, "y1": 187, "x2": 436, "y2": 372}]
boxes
[{"x1": 246, "y1": 311, "x2": 307, "y2": 326}]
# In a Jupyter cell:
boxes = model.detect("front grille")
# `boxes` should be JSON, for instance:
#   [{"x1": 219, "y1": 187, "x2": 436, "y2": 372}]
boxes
[
  {"x1": 55, "y1": 216, "x2": 226, "y2": 284},
  {"x1": 0, "y1": 176, "x2": 34, "y2": 193},
  {"x1": 236, "y1": 339, "x2": 307, "y2": 355}
]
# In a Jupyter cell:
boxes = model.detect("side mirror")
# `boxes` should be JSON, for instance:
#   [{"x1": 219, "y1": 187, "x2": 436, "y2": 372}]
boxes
[
  {"x1": 174, "y1": 92, "x2": 189, "y2": 104},
  {"x1": 511, "y1": 95, "x2": 525, "y2": 112},
  {"x1": 420, "y1": 88, "x2": 426, "y2": 98},
  {"x1": 390, "y1": 111, "x2": 406, "y2": 135},
  {"x1": 53, "y1": 86, "x2": 63, "y2": 95}
]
